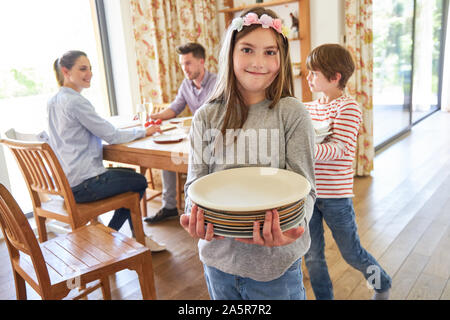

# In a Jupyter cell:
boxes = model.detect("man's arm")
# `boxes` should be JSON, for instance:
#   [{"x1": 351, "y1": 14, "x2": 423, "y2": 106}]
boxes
[
  {"x1": 151, "y1": 79, "x2": 190, "y2": 120},
  {"x1": 150, "y1": 108, "x2": 176, "y2": 120}
]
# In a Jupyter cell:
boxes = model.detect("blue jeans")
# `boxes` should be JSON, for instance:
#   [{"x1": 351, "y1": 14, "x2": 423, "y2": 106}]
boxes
[
  {"x1": 71, "y1": 167, "x2": 147, "y2": 232},
  {"x1": 304, "y1": 198, "x2": 392, "y2": 300},
  {"x1": 203, "y1": 258, "x2": 306, "y2": 300}
]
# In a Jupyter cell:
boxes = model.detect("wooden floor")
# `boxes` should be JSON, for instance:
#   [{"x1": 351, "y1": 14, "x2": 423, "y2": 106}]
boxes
[{"x1": 1, "y1": 111, "x2": 449, "y2": 300}]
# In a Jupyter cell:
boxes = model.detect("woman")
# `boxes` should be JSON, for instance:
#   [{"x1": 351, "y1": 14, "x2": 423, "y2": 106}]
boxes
[{"x1": 48, "y1": 50, "x2": 165, "y2": 252}]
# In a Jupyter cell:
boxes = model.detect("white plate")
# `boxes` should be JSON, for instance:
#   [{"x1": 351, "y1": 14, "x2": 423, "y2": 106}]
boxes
[
  {"x1": 316, "y1": 131, "x2": 332, "y2": 143},
  {"x1": 200, "y1": 200, "x2": 304, "y2": 219},
  {"x1": 312, "y1": 120, "x2": 330, "y2": 133},
  {"x1": 212, "y1": 213, "x2": 305, "y2": 238},
  {"x1": 152, "y1": 133, "x2": 186, "y2": 143},
  {"x1": 169, "y1": 116, "x2": 193, "y2": 124},
  {"x1": 188, "y1": 167, "x2": 311, "y2": 212},
  {"x1": 204, "y1": 205, "x2": 304, "y2": 226}
]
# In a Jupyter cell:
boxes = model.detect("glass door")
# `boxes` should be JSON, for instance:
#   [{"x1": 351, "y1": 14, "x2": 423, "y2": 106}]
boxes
[
  {"x1": 411, "y1": 0, "x2": 445, "y2": 123},
  {"x1": 373, "y1": 0, "x2": 447, "y2": 149},
  {"x1": 373, "y1": 0, "x2": 415, "y2": 148}
]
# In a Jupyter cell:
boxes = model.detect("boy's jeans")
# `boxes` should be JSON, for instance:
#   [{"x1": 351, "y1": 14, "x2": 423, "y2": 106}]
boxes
[
  {"x1": 71, "y1": 167, "x2": 147, "y2": 232},
  {"x1": 203, "y1": 258, "x2": 306, "y2": 300},
  {"x1": 305, "y1": 198, "x2": 392, "y2": 299}
]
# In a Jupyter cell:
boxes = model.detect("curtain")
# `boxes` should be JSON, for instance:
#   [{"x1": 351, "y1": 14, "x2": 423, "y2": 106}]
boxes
[
  {"x1": 129, "y1": 0, "x2": 220, "y2": 106},
  {"x1": 442, "y1": 6, "x2": 450, "y2": 112},
  {"x1": 344, "y1": 0, "x2": 374, "y2": 176}
]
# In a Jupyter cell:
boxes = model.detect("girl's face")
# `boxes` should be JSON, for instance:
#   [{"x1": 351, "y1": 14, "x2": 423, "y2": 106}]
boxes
[
  {"x1": 63, "y1": 55, "x2": 92, "y2": 92},
  {"x1": 233, "y1": 27, "x2": 281, "y2": 105}
]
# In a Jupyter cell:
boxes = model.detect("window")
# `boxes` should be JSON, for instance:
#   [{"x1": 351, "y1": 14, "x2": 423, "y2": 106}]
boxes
[
  {"x1": 373, "y1": 0, "x2": 447, "y2": 149},
  {"x1": 0, "y1": 0, "x2": 112, "y2": 212}
]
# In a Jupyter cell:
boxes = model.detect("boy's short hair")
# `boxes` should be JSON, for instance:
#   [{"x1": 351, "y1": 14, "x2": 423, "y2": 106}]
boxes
[
  {"x1": 306, "y1": 44, "x2": 355, "y2": 89},
  {"x1": 176, "y1": 42, "x2": 206, "y2": 60}
]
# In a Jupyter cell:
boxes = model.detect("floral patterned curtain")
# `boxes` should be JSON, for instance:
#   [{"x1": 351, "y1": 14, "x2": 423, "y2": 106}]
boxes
[
  {"x1": 130, "y1": 0, "x2": 220, "y2": 105},
  {"x1": 344, "y1": 0, "x2": 374, "y2": 176}
]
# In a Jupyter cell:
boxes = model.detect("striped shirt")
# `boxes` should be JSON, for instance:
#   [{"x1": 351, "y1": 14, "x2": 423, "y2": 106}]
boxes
[{"x1": 304, "y1": 95, "x2": 362, "y2": 198}]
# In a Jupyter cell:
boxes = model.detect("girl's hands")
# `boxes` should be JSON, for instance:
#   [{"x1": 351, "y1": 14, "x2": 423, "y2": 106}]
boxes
[
  {"x1": 180, "y1": 205, "x2": 304, "y2": 247},
  {"x1": 180, "y1": 204, "x2": 224, "y2": 241},
  {"x1": 235, "y1": 209, "x2": 304, "y2": 247}
]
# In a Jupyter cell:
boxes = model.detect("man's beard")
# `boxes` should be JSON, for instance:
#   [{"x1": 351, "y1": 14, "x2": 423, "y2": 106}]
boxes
[{"x1": 186, "y1": 71, "x2": 200, "y2": 80}]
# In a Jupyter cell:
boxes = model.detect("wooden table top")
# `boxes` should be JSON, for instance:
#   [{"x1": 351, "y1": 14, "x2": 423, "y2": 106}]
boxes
[{"x1": 103, "y1": 115, "x2": 189, "y2": 173}]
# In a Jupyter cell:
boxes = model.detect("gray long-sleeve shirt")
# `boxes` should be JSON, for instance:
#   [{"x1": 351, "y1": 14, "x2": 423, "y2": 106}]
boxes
[{"x1": 184, "y1": 97, "x2": 316, "y2": 282}]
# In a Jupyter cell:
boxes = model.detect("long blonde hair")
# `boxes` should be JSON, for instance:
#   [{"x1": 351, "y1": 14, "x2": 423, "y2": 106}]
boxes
[{"x1": 207, "y1": 7, "x2": 294, "y2": 135}]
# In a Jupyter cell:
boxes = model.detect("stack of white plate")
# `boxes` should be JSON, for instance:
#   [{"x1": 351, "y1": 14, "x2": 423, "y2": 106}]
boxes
[
  {"x1": 187, "y1": 167, "x2": 311, "y2": 238},
  {"x1": 312, "y1": 121, "x2": 332, "y2": 143}
]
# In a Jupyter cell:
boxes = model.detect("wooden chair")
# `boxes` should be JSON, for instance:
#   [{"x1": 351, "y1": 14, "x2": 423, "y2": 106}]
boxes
[
  {"x1": 0, "y1": 138, "x2": 146, "y2": 245},
  {"x1": 0, "y1": 183, "x2": 156, "y2": 300},
  {"x1": 2, "y1": 128, "x2": 70, "y2": 235}
]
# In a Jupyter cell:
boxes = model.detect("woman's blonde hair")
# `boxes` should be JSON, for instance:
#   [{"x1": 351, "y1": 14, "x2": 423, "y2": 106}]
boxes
[{"x1": 207, "y1": 7, "x2": 294, "y2": 135}]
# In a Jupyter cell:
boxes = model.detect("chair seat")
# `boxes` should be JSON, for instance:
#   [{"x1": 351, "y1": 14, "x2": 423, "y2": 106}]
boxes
[
  {"x1": 15, "y1": 223, "x2": 151, "y2": 298},
  {"x1": 76, "y1": 191, "x2": 138, "y2": 215},
  {"x1": 37, "y1": 191, "x2": 140, "y2": 228}
]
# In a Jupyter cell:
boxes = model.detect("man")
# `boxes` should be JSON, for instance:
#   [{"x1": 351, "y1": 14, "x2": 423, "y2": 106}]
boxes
[{"x1": 144, "y1": 42, "x2": 217, "y2": 224}]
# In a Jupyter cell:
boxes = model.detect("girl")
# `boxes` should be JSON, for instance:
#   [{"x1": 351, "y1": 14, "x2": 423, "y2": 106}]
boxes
[
  {"x1": 48, "y1": 50, "x2": 165, "y2": 252},
  {"x1": 180, "y1": 8, "x2": 316, "y2": 299}
]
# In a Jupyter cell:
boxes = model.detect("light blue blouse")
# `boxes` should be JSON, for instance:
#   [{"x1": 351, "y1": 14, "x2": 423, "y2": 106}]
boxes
[{"x1": 47, "y1": 87, "x2": 145, "y2": 187}]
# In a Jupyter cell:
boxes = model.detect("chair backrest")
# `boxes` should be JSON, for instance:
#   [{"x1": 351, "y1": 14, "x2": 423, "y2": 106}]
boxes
[
  {"x1": 4, "y1": 128, "x2": 49, "y2": 142},
  {"x1": 0, "y1": 183, "x2": 51, "y2": 293},
  {"x1": 0, "y1": 137, "x2": 78, "y2": 224}
]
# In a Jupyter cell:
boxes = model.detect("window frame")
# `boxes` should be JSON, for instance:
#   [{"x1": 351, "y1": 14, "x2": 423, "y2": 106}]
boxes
[{"x1": 94, "y1": 0, "x2": 118, "y2": 116}]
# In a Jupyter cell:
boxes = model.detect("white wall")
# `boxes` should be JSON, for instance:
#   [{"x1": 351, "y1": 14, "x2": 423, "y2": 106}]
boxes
[
  {"x1": 309, "y1": 0, "x2": 344, "y2": 99},
  {"x1": 310, "y1": 0, "x2": 344, "y2": 48}
]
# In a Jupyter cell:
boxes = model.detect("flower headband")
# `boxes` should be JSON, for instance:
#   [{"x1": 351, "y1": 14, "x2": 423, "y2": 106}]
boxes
[{"x1": 231, "y1": 12, "x2": 290, "y2": 38}]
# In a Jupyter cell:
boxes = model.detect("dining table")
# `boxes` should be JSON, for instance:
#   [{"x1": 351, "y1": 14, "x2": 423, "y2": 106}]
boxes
[{"x1": 103, "y1": 115, "x2": 190, "y2": 213}]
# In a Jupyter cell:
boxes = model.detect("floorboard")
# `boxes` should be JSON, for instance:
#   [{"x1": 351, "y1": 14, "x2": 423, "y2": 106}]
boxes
[{"x1": 1, "y1": 111, "x2": 449, "y2": 300}]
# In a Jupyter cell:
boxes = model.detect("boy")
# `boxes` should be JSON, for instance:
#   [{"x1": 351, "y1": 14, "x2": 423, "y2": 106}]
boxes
[{"x1": 303, "y1": 43, "x2": 392, "y2": 300}]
